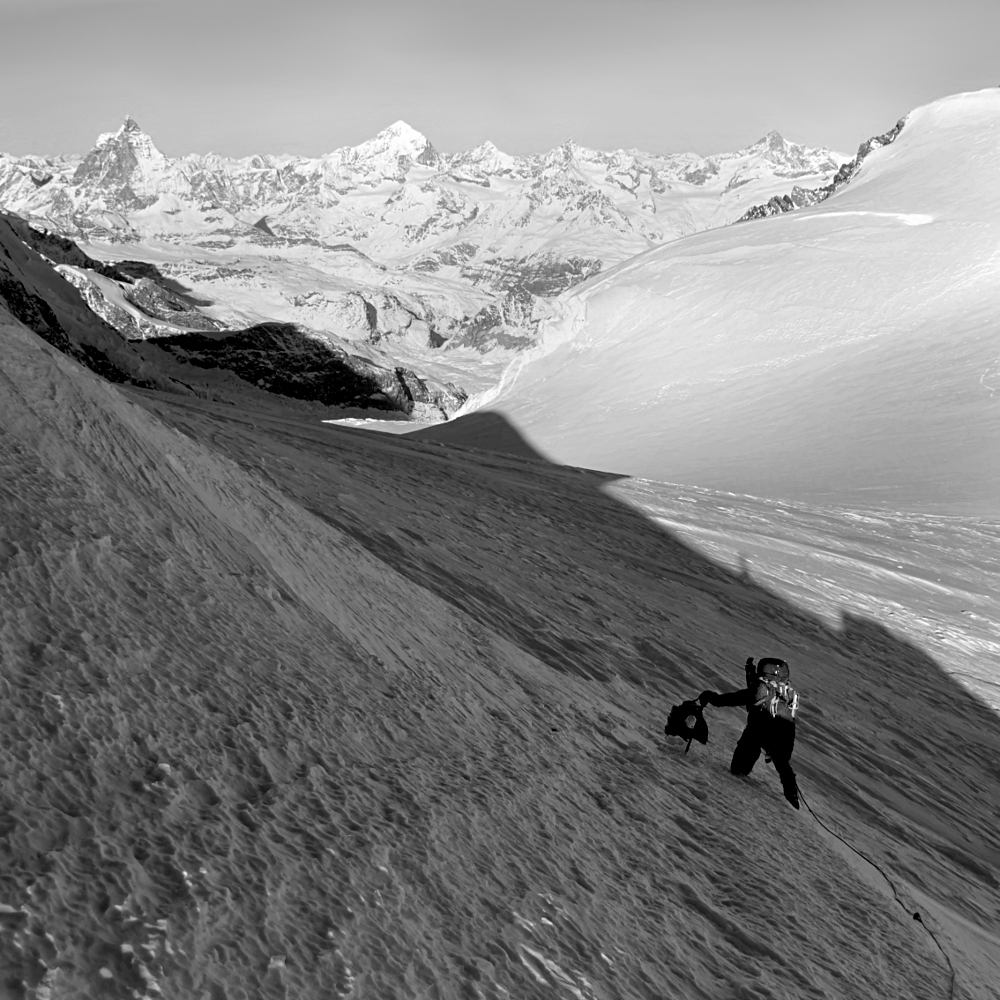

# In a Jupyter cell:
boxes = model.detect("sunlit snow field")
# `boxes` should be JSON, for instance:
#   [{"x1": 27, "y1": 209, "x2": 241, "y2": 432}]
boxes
[
  {"x1": 475, "y1": 91, "x2": 1000, "y2": 513},
  {"x1": 610, "y1": 478, "x2": 1000, "y2": 713}
]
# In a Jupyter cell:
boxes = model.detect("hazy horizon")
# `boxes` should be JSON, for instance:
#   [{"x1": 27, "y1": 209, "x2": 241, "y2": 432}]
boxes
[{"x1": 1, "y1": 0, "x2": 999, "y2": 159}]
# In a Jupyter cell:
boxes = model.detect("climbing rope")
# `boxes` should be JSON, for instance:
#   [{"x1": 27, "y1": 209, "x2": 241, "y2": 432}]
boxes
[{"x1": 798, "y1": 787, "x2": 956, "y2": 1000}]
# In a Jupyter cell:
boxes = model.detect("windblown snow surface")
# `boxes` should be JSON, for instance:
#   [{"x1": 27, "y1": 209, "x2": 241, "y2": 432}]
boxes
[
  {"x1": 2, "y1": 305, "x2": 1000, "y2": 997},
  {"x1": 2, "y1": 97, "x2": 1000, "y2": 999},
  {"x1": 474, "y1": 91, "x2": 1000, "y2": 514}
]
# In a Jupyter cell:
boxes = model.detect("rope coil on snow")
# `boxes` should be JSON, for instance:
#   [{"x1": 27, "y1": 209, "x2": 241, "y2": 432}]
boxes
[{"x1": 798, "y1": 787, "x2": 956, "y2": 1000}]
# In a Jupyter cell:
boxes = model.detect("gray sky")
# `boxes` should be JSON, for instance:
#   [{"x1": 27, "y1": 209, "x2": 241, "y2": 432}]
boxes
[{"x1": 1, "y1": 0, "x2": 998, "y2": 158}]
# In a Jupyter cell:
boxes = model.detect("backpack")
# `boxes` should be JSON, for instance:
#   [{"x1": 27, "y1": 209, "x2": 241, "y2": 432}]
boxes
[
  {"x1": 752, "y1": 658, "x2": 799, "y2": 721},
  {"x1": 664, "y1": 699, "x2": 709, "y2": 751}
]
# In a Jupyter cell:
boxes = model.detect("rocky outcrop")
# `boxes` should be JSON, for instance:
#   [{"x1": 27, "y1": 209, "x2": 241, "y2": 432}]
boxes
[
  {"x1": 461, "y1": 254, "x2": 603, "y2": 297},
  {"x1": 147, "y1": 323, "x2": 465, "y2": 417},
  {"x1": 123, "y1": 278, "x2": 220, "y2": 329},
  {"x1": 52, "y1": 257, "x2": 219, "y2": 336},
  {"x1": 739, "y1": 118, "x2": 907, "y2": 222},
  {"x1": 0, "y1": 212, "x2": 182, "y2": 389},
  {"x1": 1, "y1": 210, "x2": 464, "y2": 415},
  {"x1": 55, "y1": 267, "x2": 221, "y2": 341},
  {"x1": 393, "y1": 367, "x2": 468, "y2": 419},
  {"x1": 5, "y1": 214, "x2": 133, "y2": 281}
]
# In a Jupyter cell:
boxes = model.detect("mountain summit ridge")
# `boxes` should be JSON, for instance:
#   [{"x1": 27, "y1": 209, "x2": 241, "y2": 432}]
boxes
[
  {"x1": 42, "y1": 115, "x2": 842, "y2": 165},
  {"x1": 0, "y1": 116, "x2": 848, "y2": 254}
]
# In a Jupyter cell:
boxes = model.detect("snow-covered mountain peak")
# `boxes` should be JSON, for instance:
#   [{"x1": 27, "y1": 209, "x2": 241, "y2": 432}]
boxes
[
  {"x1": 448, "y1": 139, "x2": 523, "y2": 178},
  {"x1": 0, "y1": 111, "x2": 852, "y2": 326},
  {"x1": 758, "y1": 129, "x2": 788, "y2": 150},
  {"x1": 68, "y1": 117, "x2": 170, "y2": 210},
  {"x1": 735, "y1": 131, "x2": 795, "y2": 161},
  {"x1": 556, "y1": 138, "x2": 595, "y2": 159},
  {"x1": 347, "y1": 120, "x2": 440, "y2": 170},
  {"x1": 93, "y1": 116, "x2": 165, "y2": 161},
  {"x1": 541, "y1": 139, "x2": 594, "y2": 170},
  {"x1": 382, "y1": 119, "x2": 425, "y2": 141},
  {"x1": 459, "y1": 139, "x2": 505, "y2": 162},
  {"x1": 710, "y1": 129, "x2": 848, "y2": 183}
]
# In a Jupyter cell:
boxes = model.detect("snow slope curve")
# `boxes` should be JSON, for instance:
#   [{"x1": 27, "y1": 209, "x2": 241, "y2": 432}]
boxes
[{"x1": 479, "y1": 90, "x2": 1000, "y2": 512}]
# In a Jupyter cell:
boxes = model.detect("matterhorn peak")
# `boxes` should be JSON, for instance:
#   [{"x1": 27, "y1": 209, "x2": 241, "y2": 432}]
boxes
[
  {"x1": 72, "y1": 115, "x2": 167, "y2": 191},
  {"x1": 92, "y1": 116, "x2": 165, "y2": 161}
]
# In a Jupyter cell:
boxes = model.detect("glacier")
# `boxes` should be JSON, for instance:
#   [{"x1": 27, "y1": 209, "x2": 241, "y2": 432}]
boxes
[{"x1": 475, "y1": 90, "x2": 1000, "y2": 513}]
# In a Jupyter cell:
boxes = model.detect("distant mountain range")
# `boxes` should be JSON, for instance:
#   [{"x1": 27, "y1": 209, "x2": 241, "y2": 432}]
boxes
[
  {"x1": 0, "y1": 119, "x2": 850, "y2": 413},
  {"x1": 0, "y1": 117, "x2": 847, "y2": 269}
]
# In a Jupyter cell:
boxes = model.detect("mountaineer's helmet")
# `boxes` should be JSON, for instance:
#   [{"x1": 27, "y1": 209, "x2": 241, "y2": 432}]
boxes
[{"x1": 756, "y1": 657, "x2": 790, "y2": 683}]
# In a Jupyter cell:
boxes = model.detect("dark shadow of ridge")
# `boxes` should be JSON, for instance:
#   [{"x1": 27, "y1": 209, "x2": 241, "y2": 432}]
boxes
[
  {"x1": 405, "y1": 411, "x2": 571, "y2": 466},
  {"x1": 116, "y1": 390, "x2": 1000, "y2": 945}
]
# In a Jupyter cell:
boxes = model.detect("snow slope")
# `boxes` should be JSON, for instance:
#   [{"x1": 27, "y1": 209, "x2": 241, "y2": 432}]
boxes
[
  {"x1": 608, "y1": 478, "x2": 1000, "y2": 713},
  {"x1": 2, "y1": 295, "x2": 999, "y2": 997},
  {"x1": 476, "y1": 90, "x2": 1000, "y2": 513}
]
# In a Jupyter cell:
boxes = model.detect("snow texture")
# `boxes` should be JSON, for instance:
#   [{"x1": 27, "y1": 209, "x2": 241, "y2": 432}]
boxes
[{"x1": 2, "y1": 298, "x2": 999, "y2": 998}]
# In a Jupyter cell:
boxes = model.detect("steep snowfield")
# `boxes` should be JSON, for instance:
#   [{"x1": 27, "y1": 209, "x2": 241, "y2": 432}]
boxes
[
  {"x1": 3, "y1": 297, "x2": 1000, "y2": 997},
  {"x1": 478, "y1": 90, "x2": 1000, "y2": 512},
  {"x1": 608, "y1": 478, "x2": 1000, "y2": 713}
]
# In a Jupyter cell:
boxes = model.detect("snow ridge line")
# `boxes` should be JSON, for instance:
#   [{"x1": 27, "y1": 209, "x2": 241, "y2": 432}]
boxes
[
  {"x1": 798, "y1": 787, "x2": 957, "y2": 1000},
  {"x1": 738, "y1": 115, "x2": 908, "y2": 222},
  {"x1": 454, "y1": 294, "x2": 589, "y2": 416}
]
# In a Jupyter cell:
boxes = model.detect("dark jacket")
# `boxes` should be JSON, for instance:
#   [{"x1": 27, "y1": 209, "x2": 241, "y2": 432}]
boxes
[
  {"x1": 702, "y1": 686, "x2": 753, "y2": 709},
  {"x1": 700, "y1": 658, "x2": 798, "y2": 722},
  {"x1": 699, "y1": 658, "x2": 800, "y2": 808}
]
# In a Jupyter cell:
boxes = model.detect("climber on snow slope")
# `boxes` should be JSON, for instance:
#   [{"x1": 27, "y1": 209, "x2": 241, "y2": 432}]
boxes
[{"x1": 699, "y1": 657, "x2": 800, "y2": 809}]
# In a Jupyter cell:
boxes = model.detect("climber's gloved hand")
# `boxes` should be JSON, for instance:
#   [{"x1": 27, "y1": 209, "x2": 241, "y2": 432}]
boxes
[{"x1": 698, "y1": 690, "x2": 715, "y2": 707}]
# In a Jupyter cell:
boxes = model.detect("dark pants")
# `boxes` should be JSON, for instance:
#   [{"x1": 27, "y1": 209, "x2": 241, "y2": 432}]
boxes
[{"x1": 731, "y1": 714, "x2": 798, "y2": 803}]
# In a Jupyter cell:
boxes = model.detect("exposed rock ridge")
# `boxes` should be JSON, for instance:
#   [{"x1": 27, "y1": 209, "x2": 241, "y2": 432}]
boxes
[
  {"x1": 5, "y1": 214, "x2": 134, "y2": 281},
  {"x1": 0, "y1": 212, "x2": 182, "y2": 389},
  {"x1": 148, "y1": 323, "x2": 467, "y2": 418},
  {"x1": 0, "y1": 212, "x2": 466, "y2": 418},
  {"x1": 738, "y1": 118, "x2": 907, "y2": 222}
]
